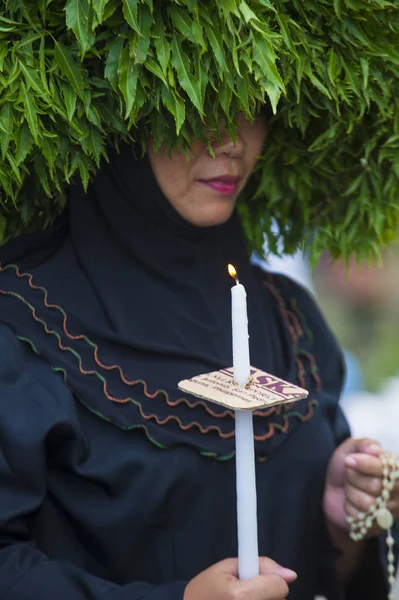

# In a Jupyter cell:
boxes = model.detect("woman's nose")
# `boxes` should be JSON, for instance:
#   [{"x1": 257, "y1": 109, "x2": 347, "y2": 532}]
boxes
[{"x1": 212, "y1": 130, "x2": 245, "y2": 158}]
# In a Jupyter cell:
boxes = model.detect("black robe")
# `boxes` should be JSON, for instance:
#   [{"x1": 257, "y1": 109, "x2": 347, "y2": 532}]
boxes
[{"x1": 0, "y1": 149, "x2": 395, "y2": 599}]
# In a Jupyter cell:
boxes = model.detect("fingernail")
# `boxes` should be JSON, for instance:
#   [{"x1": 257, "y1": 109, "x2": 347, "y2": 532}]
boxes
[
  {"x1": 366, "y1": 444, "x2": 381, "y2": 454},
  {"x1": 277, "y1": 567, "x2": 297, "y2": 580},
  {"x1": 345, "y1": 456, "x2": 357, "y2": 468}
]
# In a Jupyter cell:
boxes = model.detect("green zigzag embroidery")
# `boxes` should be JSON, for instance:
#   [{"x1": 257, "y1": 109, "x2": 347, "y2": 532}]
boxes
[
  {"x1": 16, "y1": 334, "x2": 235, "y2": 460},
  {"x1": 15, "y1": 334, "x2": 317, "y2": 462}
]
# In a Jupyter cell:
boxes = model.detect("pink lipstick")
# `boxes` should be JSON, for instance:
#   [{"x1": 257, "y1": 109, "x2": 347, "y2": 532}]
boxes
[{"x1": 198, "y1": 176, "x2": 241, "y2": 196}]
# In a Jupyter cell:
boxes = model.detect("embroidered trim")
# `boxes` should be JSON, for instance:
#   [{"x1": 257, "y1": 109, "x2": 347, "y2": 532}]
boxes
[
  {"x1": 16, "y1": 332, "x2": 316, "y2": 446},
  {"x1": 16, "y1": 335, "x2": 235, "y2": 461},
  {"x1": 1, "y1": 263, "x2": 253, "y2": 419},
  {"x1": 290, "y1": 298, "x2": 314, "y2": 345},
  {"x1": 263, "y1": 274, "x2": 322, "y2": 396},
  {"x1": 3, "y1": 289, "x2": 244, "y2": 438},
  {"x1": 2, "y1": 264, "x2": 321, "y2": 453},
  {"x1": 0, "y1": 262, "x2": 279, "y2": 419}
]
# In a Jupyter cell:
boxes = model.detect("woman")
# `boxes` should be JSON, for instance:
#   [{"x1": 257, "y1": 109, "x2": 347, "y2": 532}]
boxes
[{"x1": 0, "y1": 111, "x2": 398, "y2": 600}]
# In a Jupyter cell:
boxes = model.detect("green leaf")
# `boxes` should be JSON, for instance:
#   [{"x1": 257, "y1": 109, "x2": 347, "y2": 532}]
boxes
[
  {"x1": 62, "y1": 83, "x2": 77, "y2": 120},
  {"x1": 168, "y1": 6, "x2": 193, "y2": 38},
  {"x1": 86, "y1": 126, "x2": 104, "y2": 165},
  {"x1": 118, "y1": 44, "x2": 139, "y2": 118},
  {"x1": 101, "y1": 0, "x2": 118, "y2": 21},
  {"x1": 327, "y1": 47, "x2": 337, "y2": 84},
  {"x1": 304, "y1": 64, "x2": 332, "y2": 99},
  {"x1": 256, "y1": 0, "x2": 276, "y2": 9},
  {"x1": 360, "y1": 57, "x2": 369, "y2": 90},
  {"x1": 308, "y1": 123, "x2": 339, "y2": 152},
  {"x1": 219, "y1": 80, "x2": 233, "y2": 116},
  {"x1": 0, "y1": 24, "x2": 16, "y2": 32},
  {"x1": 192, "y1": 20, "x2": 205, "y2": 49},
  {"x1": 333, "y1": 0, "x2": 341, "y2": 19},
  {"x1": 104, "y1": 36, "x2": 123, "y2": 90},
  {"x1": 220, "y1": 0, "x2": 241, "y2": 18},
  {"x1": 54, "y1": 42, "x2": 85, "y2": 100},
  {"x1": 151, "y1": 111, "x2": 165, "y2": 152},
  {"x1": 15, "y1": 121, "x2": 33, "y2": 165},
  {"x1": 93, "y1": 0, "x2": 110, "y2": 23},
  {"x1": 145, "y1": 57, "x2": 168, "y2": 86},
  {"x1": 153, "y1": 17, "x2": 170, "y2": 74},
  {"x1": 241, "y1": 48, "x2": 252, "y2": 73},
  {"x1": 41, "y1": 136, "x2": 59, "y2": 171},
  {"x1": 162, "y1": 87, "x2": 185, "y2": 133},
  {"x1": 0, "y1": 42, "x2": 8, "y2": 72},
  {"x1": 6, "y1": 150, "x2": 22, "y2": 185},
  {"x1": 252, "y1": 33, "x2": 284, "y2": 91},
  {"x1": 19, "y1": 61, "x2": 48, "y2": 96},
  {"x1": 264, "y1": 81, "x2": 282, "y2": 114},
  {"x1": 21, "y1": 83, "x2": 39, "y2": 143},
  {"x1": 38, "y1": 35, "x2": 49, "y2": 93},
  {"x1": 239, "y1": 1, "x2": 260, "y2": 23},
  {"x1": 276, "y1": 14, "x2": 298, "y2": 57},
  {"x1": 65, "y1": 0, "x2": 95, "y2": 55},
  {"x1": 0, "y1": 15, "x2": 20, "y2": 25},
  {"x1": 136, "y1": 4, "x2": 153, "y2": 64},
  {"x1": 196, "y1": 55, "x2": 208, "y2": 106},
  {"x1": 171, "y1": 34, "x2": 203, "y2": 115},
  {"x1": 101, "y1": 104, "x2": 127, "y2": 134},
  {"x1": 0, "y1": 102, "x2": 12, "y2": 158},
  {"x1": 34, "y1": 153, "x2": 51, "y2": 196},
  {"x1": 122, "y1": 0, "x2": 140, "y2": 32},
  {"x1": 236, "y1": 69, "x2": 250, "y2": 113},
  {"x1": 231, "y1": 42, "x2": 241, "y2": 76},
  {"x1": 86, "y1": 104, "x2": 103, "y2": 129},
  {"x1": 204, "y1": 23, "x2": 226, "y2": 73}
]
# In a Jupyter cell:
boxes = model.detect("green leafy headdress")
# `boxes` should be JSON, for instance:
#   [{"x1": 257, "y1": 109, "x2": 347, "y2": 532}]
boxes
[{"x1": 1, "y1": 0, "x2": 399, "y2": 261}]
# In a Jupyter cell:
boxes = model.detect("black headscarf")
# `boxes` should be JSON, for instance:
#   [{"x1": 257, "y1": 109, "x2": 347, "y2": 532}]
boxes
[{"x1": 0, "y1": 145, "x2": 314, "y2": 458}]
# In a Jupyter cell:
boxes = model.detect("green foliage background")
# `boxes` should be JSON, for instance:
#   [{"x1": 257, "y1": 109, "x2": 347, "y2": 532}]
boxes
[{"x1": 0, "y1": 0, "x2": 399, "y2": 261}]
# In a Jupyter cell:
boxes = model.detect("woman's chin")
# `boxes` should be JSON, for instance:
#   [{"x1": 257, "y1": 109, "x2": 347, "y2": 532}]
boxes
[{"x1": 184, "y1": 200, "x2": 236, "y2": 228}]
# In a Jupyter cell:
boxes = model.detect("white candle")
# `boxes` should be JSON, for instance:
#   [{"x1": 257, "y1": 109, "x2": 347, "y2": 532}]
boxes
[{"x1": 228, "y1": 265, "x2": 259, "y2": 580}]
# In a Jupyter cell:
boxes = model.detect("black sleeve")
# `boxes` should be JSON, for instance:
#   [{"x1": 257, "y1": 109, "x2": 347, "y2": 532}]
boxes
[{"x1": 0, "y1": 326, "x2": 187, "y2": 600}]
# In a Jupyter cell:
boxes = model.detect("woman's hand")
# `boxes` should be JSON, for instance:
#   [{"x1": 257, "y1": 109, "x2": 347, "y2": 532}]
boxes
[
  {"x1": 184, "y1": 557, "x2": 297, "y2": 600},
  {"x1": 323, "y1": 437, "x2": 399, "y2": 536}
]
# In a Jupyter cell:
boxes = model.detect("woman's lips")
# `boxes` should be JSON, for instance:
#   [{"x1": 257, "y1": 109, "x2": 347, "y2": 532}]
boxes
[{"x1": 198, "y1": 176, "x2": 242, "y2": 196}]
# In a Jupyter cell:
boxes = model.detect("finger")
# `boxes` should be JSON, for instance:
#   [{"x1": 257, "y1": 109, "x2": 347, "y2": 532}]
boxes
[
  {"x1": 259, "y1": 557, "x2": 297, "y2": 582},
  {"x1": 358, "y1": 439, "x2": 383, "y2": 457},
  {"x1": 343, "y1": 438, "x2": 382, "y2": 457},
  {"x1": 345, "y1": 482, "x2": 376, "y2": 514},
  {"x1": 346, "y1": 469, "x2": 382, "y2": 497},
  {"x1": 215, "y1": 557, "x2": 297, "y2": 583},
  {"x1": 387, "y1": 498, "x2": 399, "y2": 515},
  {"x1": 345, "y1": 499, "x2": 369, "y2": 521},
  {"x1": 345, "y1": 454, "x2": 383, "y2": 477},
  {"x1": 236, "y1": 574, "x2": 289, "y2": 600},
  {"x1": 346, "y1": 496, "x2": 399, "y2": 521}
]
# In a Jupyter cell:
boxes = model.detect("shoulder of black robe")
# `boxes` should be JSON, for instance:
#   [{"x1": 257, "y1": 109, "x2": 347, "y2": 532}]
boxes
[{"x1": 0, "y1": 145, "x2": 343, "y2": 460}]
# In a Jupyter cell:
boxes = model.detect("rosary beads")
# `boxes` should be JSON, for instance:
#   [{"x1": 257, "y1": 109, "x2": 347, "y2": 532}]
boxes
[{"x1": 347, "y1": 451, "x2": 399, "y2": 600}]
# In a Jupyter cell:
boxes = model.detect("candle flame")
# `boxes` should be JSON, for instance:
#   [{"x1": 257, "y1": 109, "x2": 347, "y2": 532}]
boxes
[{"x1": 228, "y1": 264, "x2": 239, "y2": 285}]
